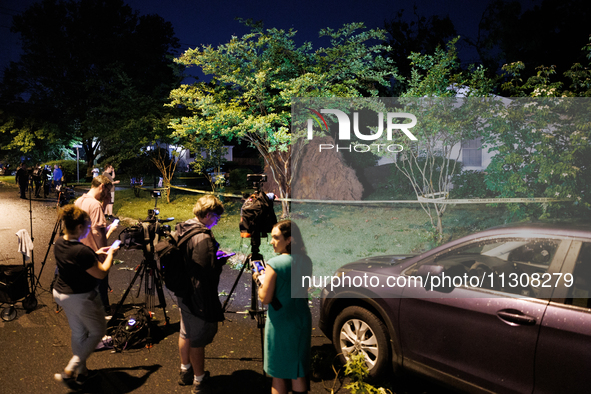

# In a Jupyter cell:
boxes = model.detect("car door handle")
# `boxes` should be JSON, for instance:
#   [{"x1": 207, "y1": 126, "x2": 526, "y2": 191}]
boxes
[{"x1": 497, "y1": 310, "x2": 536, "y2": 325}]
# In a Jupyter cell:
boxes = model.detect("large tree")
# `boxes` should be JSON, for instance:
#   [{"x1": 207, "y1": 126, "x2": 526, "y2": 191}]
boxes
[
  {"x1": 167, "y1": 21, "x2": 396, "y2": 216},
  {"x1": 383, "y1": 6, "x2": 457, "y2": 93},
  {"x1": 1, "y1": 0, "x2": 181, "y2": 174}
]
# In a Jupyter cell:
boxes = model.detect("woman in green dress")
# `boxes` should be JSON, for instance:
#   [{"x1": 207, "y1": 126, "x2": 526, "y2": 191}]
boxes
[{"x1": 257, "y1": 220, "x2": 312, "y2": 394}]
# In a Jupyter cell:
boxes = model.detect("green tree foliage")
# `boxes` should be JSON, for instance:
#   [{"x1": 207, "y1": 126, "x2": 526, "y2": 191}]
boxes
[
  {"x1": 482, "y1": 40, "x2": 591, "y2": 220},
  {"x1": 383, "y1": 6, "x2": 457, "y2": 93},
  {"x1": 394, "y1": 38, "x2": 495, "y2": 240},
  {"x1": 1, "y1": 0, "x2": 181, "y2": 175},
  {"x1": 168, "y1": 21, "x2": 395, "y2": 216}
]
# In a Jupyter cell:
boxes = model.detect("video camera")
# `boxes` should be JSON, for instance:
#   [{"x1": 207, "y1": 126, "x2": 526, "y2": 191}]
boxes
[
  {"x1": 247, "y1": 174, "x2": 267, "y2": 184},
  {"x1": 119, "y1": 216, "x2": 173, "y2": 251},
  {"x1": 119, "y1": 189, "x2": 173, "y2": 251},
  {"x1": 57, "y1": 186, "x2": 76, "y2": 207}
]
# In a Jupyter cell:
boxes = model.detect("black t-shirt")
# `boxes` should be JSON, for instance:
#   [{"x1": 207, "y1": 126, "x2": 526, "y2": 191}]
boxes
[{"x1": 53, "y1": 236, "x2": 99, "y2": 294}]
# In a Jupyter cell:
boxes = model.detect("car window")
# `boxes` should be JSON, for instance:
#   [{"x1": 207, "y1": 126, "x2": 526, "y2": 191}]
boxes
[
  {"x1": 414, "y1": 238, "x2": 560, "y2": 297},
  {"x1": 565, "y1": 242, "x2": 591, "y2": 308}
]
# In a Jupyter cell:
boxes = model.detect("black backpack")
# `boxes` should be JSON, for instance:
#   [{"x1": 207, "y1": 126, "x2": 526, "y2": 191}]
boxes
[
  {"x1": 239, "y1": 190, "x2": 277, "y2": 238},
  {"x1": 155, "y1": 226, "x2": 209, "y2": 296}
]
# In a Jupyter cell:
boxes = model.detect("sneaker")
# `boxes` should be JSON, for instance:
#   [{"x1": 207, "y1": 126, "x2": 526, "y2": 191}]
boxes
[
  {"x1": 54, "y1": 371, "x2": 77, "y2": 389},
  {"x1": 191, "y1": 371, "x2": 211, "y2": 394},
  {"x1": 178, "y1": 365, "x2": 194, "y2": 386}
]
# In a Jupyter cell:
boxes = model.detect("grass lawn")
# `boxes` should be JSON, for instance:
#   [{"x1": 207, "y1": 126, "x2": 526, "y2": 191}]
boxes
[
  {"x1": 0, "y1": 175, "x2": 15, "y2": 184},
  {"x1": 112, "y1": 187, "x2": 511, "y2": 277}
]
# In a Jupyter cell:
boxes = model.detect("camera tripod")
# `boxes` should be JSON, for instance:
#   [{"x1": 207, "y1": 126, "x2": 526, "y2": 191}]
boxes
[
  {"x1": 111, "y1": 193, "x2": 172, "y2": 325},
  {"x1": 222, "y1": 231, "x2": 267, "y2": 327},
  {"x1": 35, "y1": 185, "x2": 74, "y2": 293},
  {"x1": 34, "y1": 214, "x2": 61, "y2": 294},
  {"x1": 222, "y1": 230, "x2": 267, "y2": 374},
  {"x1": 110, "y1": 240, "x2": 170, "y2": 325}
]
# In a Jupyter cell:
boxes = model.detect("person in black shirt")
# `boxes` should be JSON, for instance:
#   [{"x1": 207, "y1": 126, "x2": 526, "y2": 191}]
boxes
[
  {"x1": 31, "y1": 163, "x2": 42, "y2": 198},
  {"x1": 52, "y1": 204, "x2": 119, "y2": 388},
  {"x1": 15, "y1": 162, "x2": 29, "y2": 199}
]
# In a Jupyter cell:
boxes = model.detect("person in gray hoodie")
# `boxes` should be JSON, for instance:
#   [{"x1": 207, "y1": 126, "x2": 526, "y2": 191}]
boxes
[{"x1": 176, "y1": 195, "x2": 226, "y2": 394}]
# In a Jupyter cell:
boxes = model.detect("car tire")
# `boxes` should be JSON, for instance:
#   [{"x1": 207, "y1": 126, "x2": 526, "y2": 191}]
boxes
[{"x1": 332, "y1": 305, "x2": 390, "y2": 378}]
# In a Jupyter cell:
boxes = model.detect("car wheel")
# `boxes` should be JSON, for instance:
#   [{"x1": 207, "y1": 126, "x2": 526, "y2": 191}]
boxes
[{"x1": 332, "y1": 305, "x2": 390, "y2": 378}]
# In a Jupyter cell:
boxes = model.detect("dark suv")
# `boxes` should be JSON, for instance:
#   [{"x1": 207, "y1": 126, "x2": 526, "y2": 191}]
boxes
[{"x1": 319, "y1": 223, "x2": 591, "y2": 393}]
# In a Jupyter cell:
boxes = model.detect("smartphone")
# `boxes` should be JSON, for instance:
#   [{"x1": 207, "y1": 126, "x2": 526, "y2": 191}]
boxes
[
  {"x1": 251, "y1": 260, "x2": 265, "y2": 272},
  {"x1": 112, "y1": 219, "x2": 120, "y2": 226},
  {"x1": 218, "y1": 252, "x2": 236, "y2": 259},
  {"x1": 111, "y1": 240, "x2": 121, "y2": 249}
]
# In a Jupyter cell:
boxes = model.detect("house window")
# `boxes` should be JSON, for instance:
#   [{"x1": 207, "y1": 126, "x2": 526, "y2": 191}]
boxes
[{"x1": 462, "y1": 138, "x2": 482, "y2": 167}]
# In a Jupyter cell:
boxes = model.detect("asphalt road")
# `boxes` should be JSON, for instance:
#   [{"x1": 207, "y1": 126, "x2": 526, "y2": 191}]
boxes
[{"x1": 0, "y1": 182, "x2": 449, "y2": 394}]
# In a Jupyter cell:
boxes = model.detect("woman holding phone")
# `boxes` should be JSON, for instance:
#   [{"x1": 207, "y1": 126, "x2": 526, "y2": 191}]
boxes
[
  {"x1": 256, "y1": 220, "x2": 313, "y2": 394},
  {"x1": 52, "y1": 204, "x2": 120, "y2": 388}
]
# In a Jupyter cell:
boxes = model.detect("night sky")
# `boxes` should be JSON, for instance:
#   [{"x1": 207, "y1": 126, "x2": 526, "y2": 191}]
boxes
[{"x1": 0, "y1": 0, "x2": 543, "y2": 79}]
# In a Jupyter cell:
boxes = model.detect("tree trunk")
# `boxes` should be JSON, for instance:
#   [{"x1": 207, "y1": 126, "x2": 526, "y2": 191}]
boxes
[
  {"x1": 84, "y1": 143, "x2": 97, "y2": 179},
  {"x1": 436, "y1": 214, "x2": 443, "y2": 242}
]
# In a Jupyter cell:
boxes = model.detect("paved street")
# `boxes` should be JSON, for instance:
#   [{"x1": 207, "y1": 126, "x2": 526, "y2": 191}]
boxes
[
  {"x1": 0, "y1": 181, "x2": 449, "y2": 394},
  {"x1": 0, "y1": 182, "x2": 346, "y2": 394}
]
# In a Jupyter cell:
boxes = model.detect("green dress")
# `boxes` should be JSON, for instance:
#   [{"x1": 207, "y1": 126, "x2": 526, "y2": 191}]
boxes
[{"x1": 264, "y1": 253, "x2": 312, "y2": 379}]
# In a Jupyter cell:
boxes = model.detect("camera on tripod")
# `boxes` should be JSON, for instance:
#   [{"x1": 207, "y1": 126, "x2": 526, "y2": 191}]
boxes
[
  {"x1": 57, "y1": 186, "x2": 76, "y2": 207},
  {"x1": 119, "y1": 189, "x2": 173, "y2": 250},
  {"x1": 247, "y1": 174, "x2": 267, "y2": 184},
  {"x1": 223, "y1": 173, "x2": 281, "y2": 315},
  {"x1": 111, "y1": 189, "x2": 174, "y2": 324}
]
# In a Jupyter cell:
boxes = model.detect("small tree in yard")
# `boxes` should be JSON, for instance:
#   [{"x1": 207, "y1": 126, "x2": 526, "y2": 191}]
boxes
[
  {"x1": 188, "y1": 138, "x2": 228, "y2": 194},
  {"x1": 150, "y1": 147, "x2": 179, "y2": 203},
  {"x1": 394, "y1": 38, "x2": 496, "y2": 241}
]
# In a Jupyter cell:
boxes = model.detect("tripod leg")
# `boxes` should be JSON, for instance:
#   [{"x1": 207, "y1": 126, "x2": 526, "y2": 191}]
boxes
[
  {"x1": 222, "y1": 253, "x2": 251, "y2": 312},
  {"x1": 152, "y1": 264, "x2": 170, "y2": 325},
  {"x1": 34, "y1": 219, "x2": 61, "y2": 292},
  {"x1": 111, "y1": 263, "x2": 145, "y2": 321}
]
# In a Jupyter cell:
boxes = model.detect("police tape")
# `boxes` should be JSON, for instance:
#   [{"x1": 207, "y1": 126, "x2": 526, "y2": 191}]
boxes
[
  {"x1": 279, "y1": 197, "x2": 571, "y2": 204},
  {"x1": 159, "y1": 185, "x2": 570, "y2": 205}
]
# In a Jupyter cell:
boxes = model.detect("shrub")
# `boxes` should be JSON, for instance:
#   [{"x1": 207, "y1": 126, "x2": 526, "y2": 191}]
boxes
[
  {"x1": 451, "y1": 170, "x2": 497, "y2": 199},
  {"x1": 229, "y1": 168, "x2": 251, "y2": 189}
]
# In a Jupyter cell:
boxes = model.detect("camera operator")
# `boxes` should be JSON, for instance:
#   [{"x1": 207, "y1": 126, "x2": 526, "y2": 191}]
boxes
[
  {"x1": 31, "y1": 163, "x2": 42, "y2": 198},
  {"x1": 176, "y1": 195, "x2": 226, "y2": 393},
  {"x1": 52, "y1": 204, "x2": 119, "y2": 388},
  {"x1": 15, "y1": 162, "x2": 29, "y2": 199},
  {"x1": 256, "y1": 220, "x2": 313, "y2": 394},
  {"x1": 74, "y1": 175, "x2": 118, "y2": 314},
  {"x1": 41, "y1": 165, "x2": 52, "y2": 198}
]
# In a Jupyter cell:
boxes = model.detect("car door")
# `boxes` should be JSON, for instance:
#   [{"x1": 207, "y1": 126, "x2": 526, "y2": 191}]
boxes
[
  {"x1": 534, "y1": 240, "x2": 591, "y2": 394},
  {"x1": 398, "y1": 236, "x2": 570, "y2": 394}
]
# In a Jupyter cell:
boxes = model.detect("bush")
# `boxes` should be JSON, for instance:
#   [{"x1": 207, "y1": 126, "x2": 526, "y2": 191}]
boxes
[
  {"x1": 43, "y1": 160, "x2": 81, "y2": 184},
  {"x1": 451, "y1": 170, "x2": 497, "y2": 199},
  {"x1": 228, "y1": 168, "x2": 252, "y2": 189}
]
